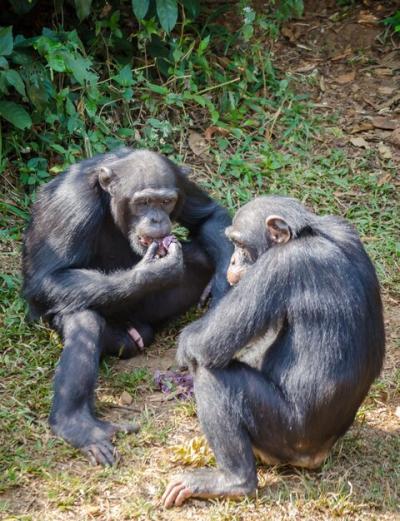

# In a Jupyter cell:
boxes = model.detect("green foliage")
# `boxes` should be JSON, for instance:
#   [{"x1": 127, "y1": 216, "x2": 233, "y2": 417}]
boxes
[
  {"x1": 156, "y1": 0, "x2": 178, "y2": 33},
  {"x1": 384, "y1": 11, "x2": 400, "y2": 33},
  {"x1": 74, "y1": 0, "x2": 93, "y2": 22}
]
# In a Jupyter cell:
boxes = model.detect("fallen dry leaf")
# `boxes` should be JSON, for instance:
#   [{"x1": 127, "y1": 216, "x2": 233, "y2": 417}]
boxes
[
  {"x1": 294, "y1": 62, "x2": 316, "y2": 73},
  {"x1": 282, "y1": 26, "x2": 296, "y2": 42},
  {"x1": 349, "y1": 136, "x2": 370, "y2": 149},
  {"x1": 388, "y1": 127, "x2": 400, "y2": 148},
  {"x1": 378, "y1": 86, "x2": 395, "y2": 96},
  {"x1": 377, "y1": 172, "x2": 392, "y2": 186},
  {"x1": 371, "y1": 117, "x2": 399, "y2": 131},
  {"x1": 331, "y1": 48, "x2": 352, "y2": 62},
  {"x1": 204, "y1": 126, "x2": 229, "y2": 141},
  {"x1": 188, "y1": 131, "x2": 209, "y2": 156},
  {"x1": 374, "y1": 68, "x2": 393, "y2": 77},
  {"x1": 349, "y1": 122, "x2": 374, "y2": 134},
  {"x1": 357, "y1": 11, "x2": 378, "y2": 25},
  {"x1": 119, "y1": 391, "x2": 133, "y2": 406},
  {"x1": 378, "y1": 142, "x2": 392, "y2": 160},
  {"x1": 171, "y1": 436, "x2": 215, "y2": 467},
  {"x1": 335, "y1": 71, "x2": 356, "y2": 84}
]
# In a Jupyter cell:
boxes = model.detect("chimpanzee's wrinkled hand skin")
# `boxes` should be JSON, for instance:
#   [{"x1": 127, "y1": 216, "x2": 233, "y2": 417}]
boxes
[{"x1": 138, "y1": 240, "x2": 184, "y2": 287}]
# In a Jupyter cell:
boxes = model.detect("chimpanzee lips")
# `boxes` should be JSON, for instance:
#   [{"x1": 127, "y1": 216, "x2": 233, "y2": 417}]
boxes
[{"x1": 138, "y1": 235, "x2": 176, "y2": 256}]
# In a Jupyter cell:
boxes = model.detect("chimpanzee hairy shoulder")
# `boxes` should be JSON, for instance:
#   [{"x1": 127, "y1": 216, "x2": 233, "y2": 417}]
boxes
[
  {"x1": 22, "y1": 147, "x2": 233, "y2": 465},
  {"x1": 163, "y1": 195, "x2": 385, "y2": 508}
]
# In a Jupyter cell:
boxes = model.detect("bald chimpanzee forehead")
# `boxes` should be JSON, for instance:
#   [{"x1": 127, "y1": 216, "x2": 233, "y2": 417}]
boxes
[{"x1": 110, "y1": 151, "x2": 178, "y2": 192}]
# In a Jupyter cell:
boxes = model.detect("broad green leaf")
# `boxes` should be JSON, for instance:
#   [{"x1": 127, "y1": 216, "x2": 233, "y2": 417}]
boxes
[
  {"x1": 47, "y1": 52, "x2": 67, "y2": 72},
  {"x1": 4, "y1": 69, "x2": 26, "y2": 96},
  {"x1": 64, "y1": 54, "x2": 98, "y2": 85},
  {"x1": 132, "y1": 0, "x2": 150, "y2": 20},
  {"x1": 147, "y1": 82, "x2": 169, "y2": 95},
  {"x1": 0, "y1": 56, "x2": 8, "y2": 68},
  {"x1": 113, "y1": 65, "x2": 134, "y2": 87},
  {"x1": 0, "y1": 27, "x2": 13, "y2": 56},
  {"x1": 156, "y1": 0, "x2": 178, "y2": 33},
  {"x1": 181, "y1": 0, "x2": 200, "y2": 19},
  {"x1": 74, "y1": 0, "x2": 93, "y2": 21},
  {"x1": 0, "y1": 100, "x2": 32, "y2": 129}
]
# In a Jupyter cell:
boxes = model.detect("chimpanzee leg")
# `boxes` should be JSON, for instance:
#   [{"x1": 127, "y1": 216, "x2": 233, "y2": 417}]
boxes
[
  {"x1": 163, "y1": 364, "x2": 261, "y2": 507},
  {"x1": 49, "y1": 310, "x2": 138, "y2": 465},
  {"x1": 136, "y1": 240, "x2": 214, "y2": 324}
]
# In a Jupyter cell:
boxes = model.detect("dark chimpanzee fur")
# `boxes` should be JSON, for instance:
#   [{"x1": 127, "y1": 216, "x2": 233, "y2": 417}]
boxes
[
  {"x1": 163, "y1": 195, "x2": 385, "y2": 508},
  {"x1": 22, "y1": 147, "x2": 232, "y2": 465}
]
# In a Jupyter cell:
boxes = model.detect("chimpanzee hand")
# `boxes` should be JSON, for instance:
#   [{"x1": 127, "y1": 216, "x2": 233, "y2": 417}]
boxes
[
  {"x1": 176, "y1": 322, "x2": 203, "y2": 370},
  {"x1": 139, "y1": 240, "x2": 184, "y2": 286}
]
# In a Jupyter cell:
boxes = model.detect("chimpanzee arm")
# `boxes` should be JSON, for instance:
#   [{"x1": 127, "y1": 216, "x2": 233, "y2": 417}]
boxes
[
  {"x1": 177, "y1": 249, "x2": 290, "y2": 369},
  {"x1": 178, "y1": 177, "x2": 233, "y2": 302},
  {"x1": 27, "y1": 243, "x2": 183, "y2": 316}
]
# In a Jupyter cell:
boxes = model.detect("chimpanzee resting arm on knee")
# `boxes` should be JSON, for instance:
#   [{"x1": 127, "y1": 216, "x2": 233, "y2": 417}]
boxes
[
  {"x1": 22, "y1": 148, "x2": 233, "y2": 465},
  {"x1": 165, "y1": 195, "x2": 385, "y2": 508}
]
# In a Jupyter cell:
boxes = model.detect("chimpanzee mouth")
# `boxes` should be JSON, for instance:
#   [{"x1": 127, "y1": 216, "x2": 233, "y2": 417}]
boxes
[
  {"x1": 138, "y1": 235, "x2": 176, "y2": 256},
  {"x1": 138, "y1": 236, "x2": 156, "y2": 247}
]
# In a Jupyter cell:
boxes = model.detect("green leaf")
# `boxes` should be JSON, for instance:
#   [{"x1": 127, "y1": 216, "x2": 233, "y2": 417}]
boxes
[
  {"x1": 198, "y1": 35, "x2": 210, "y2": 56},
  {"x1": 0, "y1": 27, "x2": 13, "y2": 56},
  {"x1": 147, "y1": 82, "x2": 169, "y2": 95},
  {"x1": 113, "y1": 65, "x2": 134, "y2": 87},
  {"x1": 132, "y1": 0, "x2": 150, "y2": 20},
  {"x1": 0, "y1": 56, "x2": 8, "y2": 68},
  {"x1": 181, "y1": 0, "x2": 200, "y2": 19},
  {"x1": 156, "y1": 0, "x2": 178, "y2": 32},
  {"x1": 0, "y1": 100, "x2": 32, "y2": 129},
  {"x1": 74, "y1": 0, "x2": 93, "y2": 21},
  {"x1": 64, "y1": 54, "x2": 98, "y2": 85},
  {"x1": 5, "y1": 69, "x2": 26, "y2": 96},
  {"x1": 47, "y1": 52, "x2": 67, "y2": 72}
]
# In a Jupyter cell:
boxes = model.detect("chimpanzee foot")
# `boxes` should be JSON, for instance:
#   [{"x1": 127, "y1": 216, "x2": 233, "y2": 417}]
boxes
[
  {"x1": 50, "y1": 412, "x2": 139, "y2": 466},
  {"x1": 162, "y1": 470, "x2": 257, "y2": 508},
  {"x1": 104, "y1": 323, "x2": 154, "y2": 359}
]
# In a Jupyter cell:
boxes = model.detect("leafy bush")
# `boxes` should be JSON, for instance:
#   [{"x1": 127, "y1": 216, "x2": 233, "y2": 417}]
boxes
[
  {"x1": 384, "y1": 11, "x2": 400, "y2": 33},
  {"x1": 0, "y1": 0, "x2": 304, "y2": 197}
]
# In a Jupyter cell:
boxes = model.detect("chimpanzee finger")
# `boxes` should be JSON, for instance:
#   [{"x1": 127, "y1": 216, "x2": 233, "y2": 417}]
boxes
[
  {"x1": 165, "y1": 241, "x2": 183, "y2": 262},
  {"x1": 175, "y1": 486, "x2": 193, "y2": 507},
  {"x1": 162, "y1": 481, "x2": 186, "y2": 508},
  {"x1": 198, "y1": 281, "x2": 212, "y2": 308},
  {"x1": 83, "y1": 441, "x2": 116, "y2": 466},
  {"x1": 143, "y1": 242, "x2": 159, "y2": 261}
]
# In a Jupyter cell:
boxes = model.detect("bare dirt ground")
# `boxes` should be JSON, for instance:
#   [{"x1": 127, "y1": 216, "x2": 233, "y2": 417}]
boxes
[{"x1": 2, "y1": 1, "x2": 399, "y2": 520}]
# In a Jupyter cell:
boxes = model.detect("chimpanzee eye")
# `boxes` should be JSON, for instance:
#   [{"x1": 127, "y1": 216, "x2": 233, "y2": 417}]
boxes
[{"x1": 163, "y1": 199, "x2": 171, "y2": 205}]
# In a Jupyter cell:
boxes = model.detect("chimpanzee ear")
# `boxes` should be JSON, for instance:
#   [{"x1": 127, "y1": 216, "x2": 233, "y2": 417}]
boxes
[
  {"x1": 265, "y1": 215, "x2": 292, "y2": 244},
  {"x1": 97, "y1": 166, "x2": 115, "y2": 193}
]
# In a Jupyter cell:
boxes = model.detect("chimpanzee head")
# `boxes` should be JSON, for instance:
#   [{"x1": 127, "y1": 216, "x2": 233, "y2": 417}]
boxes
[
  {"x1": 225, "y1": 196, "x2": 314, "y2": 285},
  {"x1": 94, "y1": 150, "x2": 185, "y2": 256}
]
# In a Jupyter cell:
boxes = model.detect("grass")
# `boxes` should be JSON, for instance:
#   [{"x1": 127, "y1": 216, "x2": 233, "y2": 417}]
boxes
[{"x1": 1, "y1": 3, "x2": 400, "y2": 520}]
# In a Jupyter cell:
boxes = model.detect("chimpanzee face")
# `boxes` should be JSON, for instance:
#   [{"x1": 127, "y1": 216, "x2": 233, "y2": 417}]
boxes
[
  {"x1": 95, "y1": 151, "x2": 182, "y2": 256},
  {"x1": 225, "y1": 200, "x2": 292, "y2": 285}
]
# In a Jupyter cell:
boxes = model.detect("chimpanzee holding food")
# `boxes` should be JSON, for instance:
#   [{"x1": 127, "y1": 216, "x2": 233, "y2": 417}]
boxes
[
  {"x1": 22, "y1": 147, "x2": 233, "y2": 465},
  {"x1": 163, "y1": 195, "x2": 385, "y2": 508}
]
